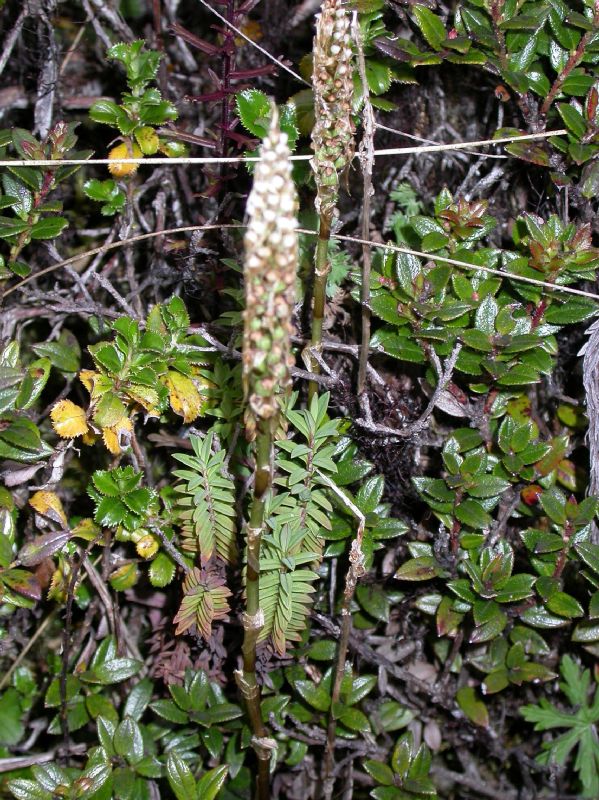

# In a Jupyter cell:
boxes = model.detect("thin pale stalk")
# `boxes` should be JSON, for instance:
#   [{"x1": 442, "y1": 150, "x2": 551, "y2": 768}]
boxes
[
  {"x1": 316, "y1": 471, "x2": 366, "y2": 799},
  {"x1": 353, "y1": 13, "x2": 375, "y2": 397},
  {"x1": 308, "y1": 213, "x2": 332, "y2": 401}
]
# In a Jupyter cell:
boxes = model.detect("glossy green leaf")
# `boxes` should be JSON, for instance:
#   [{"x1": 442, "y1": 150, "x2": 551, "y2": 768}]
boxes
[
  {"x1": 32, "y1": 331, "x2": 81, "y2": 373},
  {"x1": 455, "y1": 499, "x2": 491, "y2": 529},
  {"x1": 149, "y1": 551, "x2": 176, "y2": 587},
  {"x1": 0, "y1": 688, "x2": 24, "y2": 746},
  {"x1": 339, "y1": 706, "x2": 371, "y2": 732},
  {"x1": 375, "y1": 701, "x2": 414, "y2": 732},
  {"x1": 195, "y1": 765, "x2": 229, "y2": 800},
  {"x1": 394, "y1": 556, "x2": 441, "y2": 581},
  {"x1": 82, "y1": 658, "x2": 142, "y2": 685},
  {"x1": 166, "y1": 751, "x2": 197, "y2": 800},
  {"x1": 546, "y1": 590, "x2": 583, "y2": 618},
  {"x1": 346, "y1": 674, "x2": 377, "y2": 705},
  {"x1": 113, "y1": 717, "x2": 144, "y2": 764},
  {"x1": 520, "y1": 605, "x2": 570, "y2": 629},
  {"x1": 557, "y1": 103, "x2": 587, "y2": 139},
  {"x1": 572, "y1": 621, "x2": 599, "y2": 643},
  {"x1": 123, "y1": 679, "x2": 153, "y2": 721},
  {"x1": 356, "y1": 584, "x2": 390, "y2": 622},
  {"x1": 413, "y1": 5, "x2": 447, "y2": 50},
  {"x1": 295, "y1": 679, "x2": 331, "y2": 711},
  {"x1": 363, "y1": 760, "x2": 394, "y2": 785},
  {"x1": 456, "y1": 686, "x2": 488, "y2": 727},
  {"x1": 29, "y1": 217, "x2": 69, "y2": 240}
]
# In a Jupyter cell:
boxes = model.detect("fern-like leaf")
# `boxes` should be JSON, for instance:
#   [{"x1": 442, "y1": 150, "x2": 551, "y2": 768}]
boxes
[
  {"x1": 259, "y1": 568, "x2": 318, "y2": 655},
  {"x1": 273, "y1": 392, "x2": 341, "y2": 555},
  {"x1": 172, "y1": 433, "x2": 237, "y2": 564},
  {"x1": 258, "y1": 522, "x2": 319, "y2": 654},
  {"x1": 173, "y1": 566, "x2": 231, "y2": 639}
]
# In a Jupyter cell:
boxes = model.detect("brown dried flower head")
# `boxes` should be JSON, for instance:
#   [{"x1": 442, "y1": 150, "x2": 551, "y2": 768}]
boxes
[
  {"x1": 311, "y1": 0, "x2": 355, "y2": 218},
  {"x1": 243, "y1": 107, "x2": 298, "y2": 440}
]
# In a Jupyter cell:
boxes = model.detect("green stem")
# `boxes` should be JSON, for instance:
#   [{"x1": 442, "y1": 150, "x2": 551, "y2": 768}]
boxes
[
  {"x1": 238, "y1": 420, "x2": 272, "y2": 800},
  {"x1": 308, "y1": 213, "x2": 332, "y2": 402}
]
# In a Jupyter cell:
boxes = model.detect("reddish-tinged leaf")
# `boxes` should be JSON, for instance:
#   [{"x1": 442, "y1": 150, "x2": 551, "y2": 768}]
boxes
[
  {"x1": 19, "y1": 530, "x2": 70, "y2": 566},
  {"x1": 436, "y1": 596, "x2": 463, "y2": 637},
  {"x1": 557, "y1": 459, "x2": 577, "y2": 491},
  {"x1": 170, "y1": 23, "x2": 221, "y2": 54},
  {"x1": 3, "y1": 568, "x2": 42, "y2": 601},
  {"x1": 173, "y1": 567, "x2": 231, "y2": 639},
  {"x1": 521, "y1": 485, "x2": 543, "y2": 506},
  {"x1": 505, "y1": 141, "x2": 550, "y2": 166},
  {"x1": 535, "y1": 436, "x2": 569, "y2": 477},
  {"x1": 185, "y1": 91, "x2": 231, "y2": 104},
  {"x1": 229, "y1": 66, "x2": 277, "y2": 79}
]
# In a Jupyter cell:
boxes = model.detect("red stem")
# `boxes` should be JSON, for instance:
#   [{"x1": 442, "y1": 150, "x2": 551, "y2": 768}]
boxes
[{"x1": 540, "y1": 9, "x2": 598, "y2": 119}]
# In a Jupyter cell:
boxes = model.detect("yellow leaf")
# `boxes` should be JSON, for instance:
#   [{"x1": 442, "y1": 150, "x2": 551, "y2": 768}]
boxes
[
  {"x1": 79, "y1": 369, "x2": 95, "y2": 393},
  {"x1": 135, "y1": 532, "x2": 159, "y2": 559},
  {"x1": 102, "y1": 429, "x2": 120, "y2": 455},
  {"x1": 29, "y1": 491, "x2": 67, "y2": 526},
  {"x1": 48, "y1": 567, "x2": 66, "y2": 602},
  {"x1": 109, "y1": 563, "x2": 139, "y2": 591},
  {"x1": 71, "y1": 518, "x2": 102, "y2": 541},
  {"x1": 101, "y1": 416, "x2": 133, "y2": 455},
  {"x1": 126, "y1": 383, "x2": 160, "y2": 414},
  {"x1": 108, "y1": 142, "x2": 143, "y2": 178},
  {"x1": 165, "y1": 371, "x2": 204, "y2": 423},
  {"x1": 79, "y1": 370, "x2": 113, "y2": 401},
  {"x1": 50, "y1": 400, "x2": 89, "y2": 438},
  {"x1": 158, "y1": 140, "x2": 188, "y2": 158}
]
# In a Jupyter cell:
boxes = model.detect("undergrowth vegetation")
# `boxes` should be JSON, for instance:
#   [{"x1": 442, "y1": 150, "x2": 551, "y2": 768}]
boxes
[{"x1": 0, "y1": 0, "x2": 598, "y2": 798}]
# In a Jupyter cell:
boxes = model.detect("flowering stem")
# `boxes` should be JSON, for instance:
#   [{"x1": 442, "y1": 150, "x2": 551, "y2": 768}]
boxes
[
  {"x1": 308, "y1": 0, "x2": 354, "y2": 399},
  {"x1": 237, "y1": 419, "x2": 272, "y2": 800},
  {"x1": 237, "y1": 106, "x2": 298, "y2": 800}
]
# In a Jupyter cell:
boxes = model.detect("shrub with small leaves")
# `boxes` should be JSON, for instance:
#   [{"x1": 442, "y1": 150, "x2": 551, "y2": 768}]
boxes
[
  {"x1": 0, "y1": 123, "x2": 90, "y2": 278},
  {"x1": 50, "y1": 297, "x2": 214, "y2": 454},
  {"x1": 85, "y1": 41, "x2": 186, "y2": 213}
]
